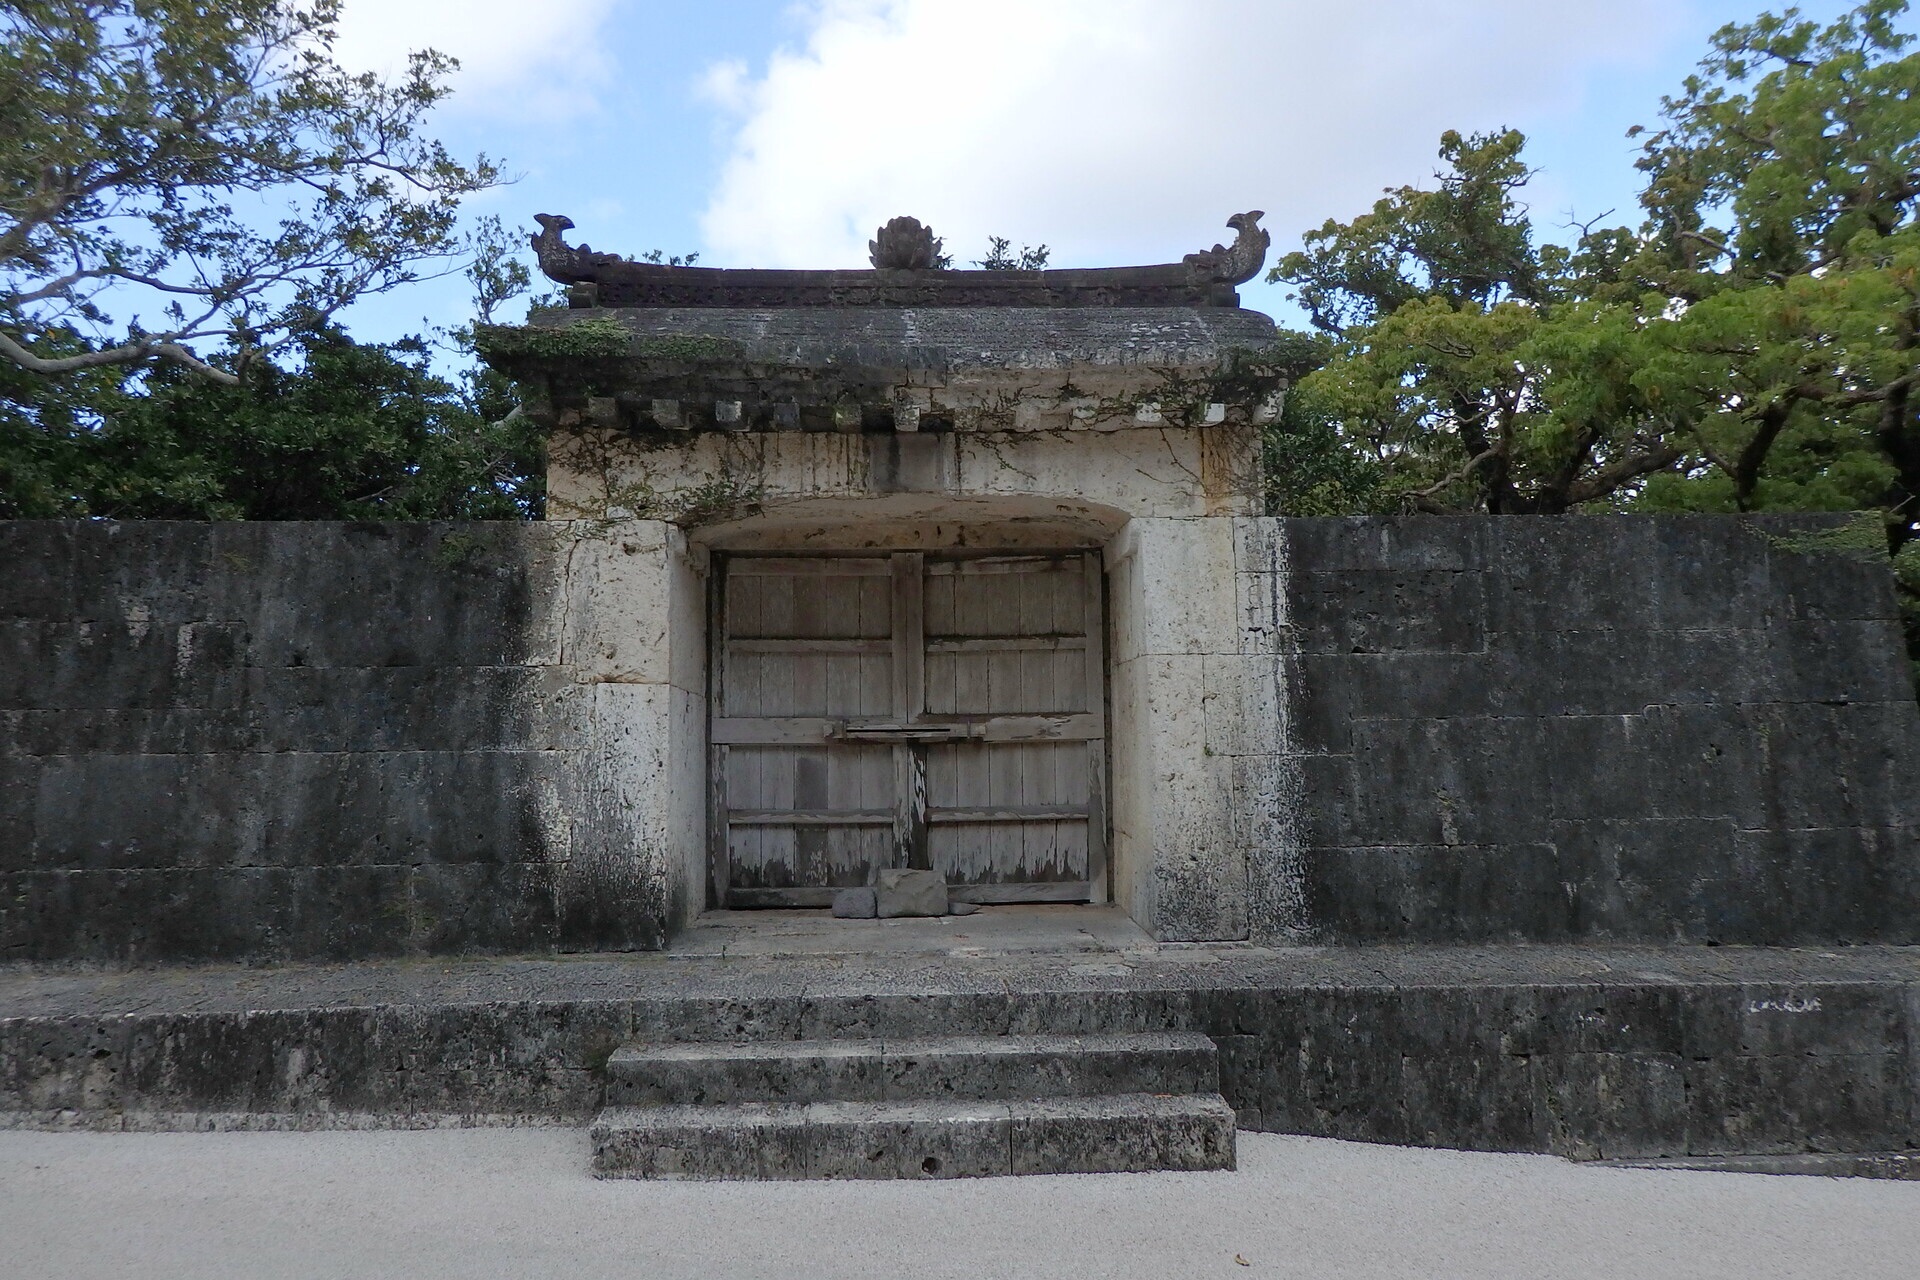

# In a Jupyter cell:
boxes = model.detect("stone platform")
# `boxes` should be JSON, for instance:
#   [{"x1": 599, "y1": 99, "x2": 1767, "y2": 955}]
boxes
[{"x1": 4, "y1": 932, "x2": 1918, "y2": 1168}]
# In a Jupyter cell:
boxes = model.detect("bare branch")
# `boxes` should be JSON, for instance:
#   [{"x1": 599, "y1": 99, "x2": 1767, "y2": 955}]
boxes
[
  {"x1": 1404, "y1": 447, "x2": 1502, "y2": 509},
  {"x1": 0, "y1": 329, "x2": 238, "y2": 384}
]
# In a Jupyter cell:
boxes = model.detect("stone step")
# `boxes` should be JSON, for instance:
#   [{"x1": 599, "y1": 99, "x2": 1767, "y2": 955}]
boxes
[
  {"x1": 590, "y1": 1092, "x2": 1238, "y2": 1180},
  {"x1": 603, "y1": 1032, "x2": 1218, "y2": 1106}
]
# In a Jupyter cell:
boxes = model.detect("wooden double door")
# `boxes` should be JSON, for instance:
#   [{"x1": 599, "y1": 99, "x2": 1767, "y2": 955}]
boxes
[{"x1": 710, "y1": 552, "x2": 1107, "y2": 907}]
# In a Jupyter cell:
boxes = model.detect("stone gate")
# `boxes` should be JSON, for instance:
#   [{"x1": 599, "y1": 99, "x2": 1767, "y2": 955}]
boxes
[{"x1": 484, "y1": 211, "x2": 1303, "y2": 942}]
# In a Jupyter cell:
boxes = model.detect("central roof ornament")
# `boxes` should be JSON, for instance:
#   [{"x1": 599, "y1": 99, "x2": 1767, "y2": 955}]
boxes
[
  {"x1": 528, "y1": 211, "x2": 1270, "y2": 308},
  {"x1": 868, "y1": 216, "x2": 945, "y2": 270}
]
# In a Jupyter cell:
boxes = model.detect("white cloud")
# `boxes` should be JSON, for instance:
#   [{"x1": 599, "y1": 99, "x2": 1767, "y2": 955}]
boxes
[
  {"x1": 698, "y1": 57, "x2": 753, "y2": 113},
  {"x1": 328, "y1": 0, "x2": 618, "y2": 119},
  {"x1": 697, "y1": 0, "x2": 1680, "y2": 271}
]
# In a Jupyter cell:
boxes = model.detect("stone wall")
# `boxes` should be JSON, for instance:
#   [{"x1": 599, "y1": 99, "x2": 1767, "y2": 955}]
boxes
[
  {"x1": 4, "y1": 514, "x2": 1916, "y2": 963},
  {"x1": 0, "y1": 520, "x2": 705, "y2": 963},
  {"x1": 1270, "y1": 515, "x2": 1920, "y2": 945}
]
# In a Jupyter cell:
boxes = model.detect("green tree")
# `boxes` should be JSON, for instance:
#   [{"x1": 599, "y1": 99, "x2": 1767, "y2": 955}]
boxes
[
  {"x1": 1281, "y1": 128, "x2": 1560, "y2": 333},
  {"x1": 1623, "y1": 1, "x2": 1920, "y2": 528},
  {"x1": 1271, "y1": 3, "x2": 1920, "y2": 537},
  {"x1": 0, "y1": 320, "x2": 542, "y2": 520},
  {"x1": 1256, "y1": 329, "x2": 1388, "y2": 516},
  {"x1": 1270, "y1": 130, "x2": 1685, "y2": 514},
  {"x1": 2, "y1": 0, "x2": 498, "y2": 382},
  {"x1": 0, "y1": 323, "x2": 129, "y2": 514}
]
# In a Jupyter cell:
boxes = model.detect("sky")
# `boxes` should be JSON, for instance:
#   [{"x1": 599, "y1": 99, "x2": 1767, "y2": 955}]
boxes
[{"x1": 322, "y1": 0, "x2": 1890, "y2": 342}]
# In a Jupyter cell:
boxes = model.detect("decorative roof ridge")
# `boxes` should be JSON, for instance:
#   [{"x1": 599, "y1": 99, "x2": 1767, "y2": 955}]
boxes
[{"x1": 528, "y1": 213, "x2": 1270, "y2": 309}]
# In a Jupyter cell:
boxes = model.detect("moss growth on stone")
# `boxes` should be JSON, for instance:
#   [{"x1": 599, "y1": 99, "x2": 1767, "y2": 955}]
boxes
[
  {"x1": 1756, "y1": 511, "x2": 1888, "y2": 559},
  {"x1": 562, "y1": 470, "x2": 764, "y2": 527},
  {"x1": 476, "y1": 322, "x2": 745, "y2": 367},
  {"x1": 629, "y1": 334, "x2": 744, "y2": 363},
  {"x1": 432, "y1": 529, "x2": 486, "y2": 570},
  {"x1": 473, "y1": 317, "x2": 633, "y2": 361}
]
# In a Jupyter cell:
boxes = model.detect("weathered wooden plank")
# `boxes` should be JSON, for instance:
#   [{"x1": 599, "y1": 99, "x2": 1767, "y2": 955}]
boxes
[
  {"x1": 985, "y1": 724, "x2": 1017, "y2": 878},
  {"x1": 1080, "y1": 552, "x2": 1109, "y2": 901},
  {"x1": 890, "y1": 552, "x2": 924, "y2": 723},
  {"x1": 730, "y1": 810, "x2": 895, "y2": 826},
  {"x1": 790, "y1": 649, "x2": 824, "y2": 717},
  {"x1": 864, "y1": 563, "x2": 893, "y2": 716},
  {"x1": 902, "y1": 745, "x2": 929, "y2": 871},
  {"x1": 947, "y1": 882, "x2": 1092, "y2": 904},
  {"x1": 730, "y1": 637, "x2": 892, "y2": 654},
  {"x1": 762, "y1": 572, "x2": 795, "y2": 643},
  {"x1": 717, "y1": 549, "x2": 1109, "y2": 899},
  {"x1": 924, "y1": 562, "x2": 955, "y2": 630},
  {"x1": 1023, "y1": 817, "x2": 1065, "y2": 882},
  {"x1": 711, "y1": 718, "x2": 836, "y2": 744},
  {"x1": 729, "y1": 557, "x2": 891, "y2": 576},
  {"x1": 724, "y1": 820, "x2": 782, "y2": 889},
  {"x1": 1056, "y1": 821, "x2": 1089, "y2": 883},
  {"x1": 710, "y1": 743, "x2": 730, "y2": 908},
  {"x1": 708, "y1": 562, "x2": 730, "y2": 908},
  {"x1": 927, "y1": 806, "x2": 1090, "y2": 823},
  {"x1": 860, "y1": 571, "x2": 893, "y2": 639},
  {"x1": 973, "y1": 713, "x2": 1101, "y2": 742},
  {"x1": 926, "y1": 555, "x2": 1074, "y2": 576},
  {"x1": 986, "y1": 571, "x2": 1019, "y2": 712},
  {"x1": 924, "y1": 635, "x2": 1088, "y2": 653},
  {"x1": 711, "y1": 715, "x2": 1090, "y2": 744}
]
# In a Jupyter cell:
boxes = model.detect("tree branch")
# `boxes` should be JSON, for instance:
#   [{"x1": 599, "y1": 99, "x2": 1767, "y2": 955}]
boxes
[
  {"x1": 1404, "y1": 446, "x2": 1501, "y2": 511},
  {"x1": 0, "y1": 329, "x2": 238, "y2": 384},
  {"x1": 1564, "y1": 437, "x2": 1689, "y2": 505}
]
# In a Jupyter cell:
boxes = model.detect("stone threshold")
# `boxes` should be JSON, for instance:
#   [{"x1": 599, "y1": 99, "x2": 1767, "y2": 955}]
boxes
[
  {"x1": 4, "y1": 943, "x2": 1920, "y2": 1021},
  {"x1": 669, "y1": 904, "x2": 1158, "y2": 958}
]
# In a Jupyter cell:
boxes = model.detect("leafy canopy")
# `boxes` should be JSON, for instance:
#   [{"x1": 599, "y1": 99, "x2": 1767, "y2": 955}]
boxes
[
  {"x1": 1272, "y1": 130, "x2": 1685, "y2": 515},
  {"x1": 0, "y1": 319, "x2": 544, "y2": 520},
  {"x1": 1, "y1": 0, "x2": 499, "y2": 383},
  {"x1": 1269, "y1": 2, "x2": 1920, "y2": 537}
]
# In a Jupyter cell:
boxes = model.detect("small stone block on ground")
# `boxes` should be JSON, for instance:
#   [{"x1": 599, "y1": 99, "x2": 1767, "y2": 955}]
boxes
[
  {"x1": 876, "y1": 869, "x2": 948, "y2": 918},
  {"x1": 832, "y1": 888, "x2": 877, "y2": 919}
]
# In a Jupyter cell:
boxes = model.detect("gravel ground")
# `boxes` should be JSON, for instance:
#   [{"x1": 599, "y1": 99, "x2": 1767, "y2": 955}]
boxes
[{"x1": 3, "y1": 1127, "x2": 1916, "y2": 1279}]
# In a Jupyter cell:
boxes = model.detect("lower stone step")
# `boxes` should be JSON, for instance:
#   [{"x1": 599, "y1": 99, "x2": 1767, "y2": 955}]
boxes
[
  {"x1": 604, "y1": 1032, "x2": 1218, "y2": 1106},
  {"x1": 590, "y1": 1092, "x2": 1237, "y2": 1180}
]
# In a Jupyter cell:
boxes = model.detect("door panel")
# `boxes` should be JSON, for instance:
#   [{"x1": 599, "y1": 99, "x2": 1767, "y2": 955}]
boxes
[
  {"x1": 925, "y1": 739, "x2": 1091, "y2": 889},
  {"x1": 713, "y1": 551, "x2": 1106, "y2": 906},
  {"x1": 723, "y1": 561, "x2": 892, "y2": 719},
  {"x1": 921, "y1": 557, "x2": 1100, "y2": 899}
]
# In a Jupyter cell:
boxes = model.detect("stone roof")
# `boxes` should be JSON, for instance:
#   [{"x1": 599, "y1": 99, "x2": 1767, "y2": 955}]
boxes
[
  {"x1": 486, "y1": 214, "x2": 1287, "y2": 436},
  {"x1": 531, "y1": 304, "x2": 1280, "y2": 372},
  {"x1": 531, "y1": 212, "x2": 1273, "y2": 309},
  {"x1": 480, "y1": 304, "x2": 1286, "y2": 436}
]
